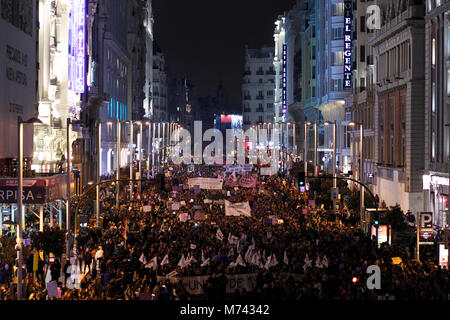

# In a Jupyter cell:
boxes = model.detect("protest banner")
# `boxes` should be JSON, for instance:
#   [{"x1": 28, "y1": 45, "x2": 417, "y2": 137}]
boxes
[
  {"x1": 143, "y1": 206, "x2": 152, "y2": 213},
  {"x1": 225, "y1": 164, "x2": 253, "y2": 174},
  {"x1": 46, "y1": 280, "x2": 58, "y2": 298},
  {"x1": 172, "y1": 202, "x2": 180, "y2": 211},
  {"x1": 225, "y1": 200, "x2": 251, "y2": 217},
  {"x1": 224, "y1": 174, "x2": 240, "y2": 187},
  {"x1": 239, "y1": 175, "x2": 257, "y2": 188},
  {"x1": 157, "y1": 273, "x2": 257, "y2": 295},
  {"x1": 188, "y1": 177, "x2": 223, "y2": 190}
]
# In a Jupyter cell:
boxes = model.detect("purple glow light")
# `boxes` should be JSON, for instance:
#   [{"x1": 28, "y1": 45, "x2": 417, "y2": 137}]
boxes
[{"x1": 69, "y1": 0, "x2": 85, "y2": 93}]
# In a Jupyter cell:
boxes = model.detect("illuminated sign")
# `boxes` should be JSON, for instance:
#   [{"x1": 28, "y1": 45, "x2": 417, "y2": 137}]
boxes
[
  {"x1": 344, "y1": 0, "x2": 353, "y2": 88},
  {"x1": 371, "y1": 225, "x2": 391, "y2": 247},
  {"x1": 282, "y1": 44, "x2": 287, "y2": 114},
  {"x1": 438, "y1": 244, "x2": 448, "y2": 267},
  {"x1": 69, "y1": 0, "x2": 86, "y2": 93}
]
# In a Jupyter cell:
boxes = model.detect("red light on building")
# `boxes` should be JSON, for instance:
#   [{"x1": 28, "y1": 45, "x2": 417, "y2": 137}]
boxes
[{"x1": 221, "y1": 115, "x2": 232, "y2": 123}]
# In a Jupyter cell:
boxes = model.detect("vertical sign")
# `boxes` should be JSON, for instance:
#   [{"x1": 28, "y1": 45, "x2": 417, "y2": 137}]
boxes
[
  {"x1": 69, "y1": 0, "x2": 86, "y2": 93},
  {"x1": 282, "y1": 44, "x2": 287, "y2": 114},
  {"x1": 419, "y1": 212, "x2": 434, "y2": 243},
  {"x1": 344, "y1": 0, "x2": 353, "y2": 88}
]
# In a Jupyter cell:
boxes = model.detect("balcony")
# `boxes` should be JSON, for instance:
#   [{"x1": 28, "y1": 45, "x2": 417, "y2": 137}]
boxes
[
  {"x1": 243, "y1": 95, "x2": 251, "y2": 100},
  {"x1": 243, "y1": 108, "x2": 251, "y2": 113},
  {"x1": 256, "y1": 108, "x2": 264, "y2": 113},
  {"x1": 256, "y1": 70, "x2": 264, "y2": 75},
  {"x1": 243, "y1": 70, "x2": 251, "y2": 76},
  {"x1": 266, "y1": 70, "x2": 276, "y2": 75},
  {"x1": 243, "y1": 121, "x2": 251, "y2": 126},
  {"x1": 255, "y1": 95, "x2": 264, "y2": 100}
]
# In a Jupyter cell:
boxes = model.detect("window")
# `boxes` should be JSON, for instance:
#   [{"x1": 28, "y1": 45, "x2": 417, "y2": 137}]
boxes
[
  {"x1": 332, "y1": 51, "x2": 344, "y2": 65},
  {"x1": 360, "y1": 16, "x2": 366, "y2": 33},
  {"x1": 333, "y1": 27, "x2": 344, "y2": 40},
  {"x1": 332, "y1": 3, "x2": 344, "y2": 16},
  {"x1": 432, "y1": 38, "x2": 436, "y2": 65},
  {"x1": 360, "y1": 77, "x2": 366, "y2": 92},
  {"x1": 360, "y1": 46, "x2": 366, "y2": 62},
  {"x1": 267, "y1": 90, "x2": 273, "y2": 96},
  {"x1": 332, "y1": 79, "x2": 343, "y2": 92}
]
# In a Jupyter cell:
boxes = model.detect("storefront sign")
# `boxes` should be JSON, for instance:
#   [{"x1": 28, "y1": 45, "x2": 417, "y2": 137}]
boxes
[
  {"x1": 438, "y1": 244, "x2": 448, "y2": 267},
  {"x1": 69, "y1": 0, "x2": 86, "y2": 93},
  {"x1": 344, "y1": 0, "x2": 353, "y2": 88}
]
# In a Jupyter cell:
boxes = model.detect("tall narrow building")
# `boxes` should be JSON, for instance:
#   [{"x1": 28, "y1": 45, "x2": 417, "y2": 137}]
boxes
[{"x1": 242, "y1": 46, "x2": 276, "y2": 130}]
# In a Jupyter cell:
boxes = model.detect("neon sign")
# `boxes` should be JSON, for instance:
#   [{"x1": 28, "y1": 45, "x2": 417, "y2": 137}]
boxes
[
  {"x1": 344, "y1": 0, "x2": 353, "y2": 88},
  {"x1": 282, "y1": 44, "x2": 287, "y2": 114},
  {"x1": 69, "y1": 0, "x2": 86, "y2": 93}
]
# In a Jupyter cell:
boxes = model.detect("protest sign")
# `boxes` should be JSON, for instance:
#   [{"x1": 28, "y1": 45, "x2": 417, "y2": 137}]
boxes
[
  {"x1": 188, "y1": 177, "x2": 223, "y2": 190},
  {"x1": 225, "y1": 200, "x2": 251, "y2": 217}
]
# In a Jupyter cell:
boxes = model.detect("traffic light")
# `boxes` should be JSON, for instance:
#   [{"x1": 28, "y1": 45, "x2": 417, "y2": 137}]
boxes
[
  {"x1": 373, "y1": 212, "x2": 380, "y2": 227},
  {"x1": 298, "y1": 172, "x2": 306, "y2": 187}
]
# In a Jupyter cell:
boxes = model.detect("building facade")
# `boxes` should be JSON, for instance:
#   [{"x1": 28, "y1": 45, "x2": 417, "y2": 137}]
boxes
[
  {"x1": 284, "y1": 0, "x2": 352, "y2": 174},
  {"x1": 423, "y1": 0, "x2": 450, "y2": 227},
  {"x1": 345, "y1": 0, "x2": 378, "y2": 192},
  {"x1": 242, "y1": 46, "x2": 276, "y2": 130},
  {"x1": 33, "y1": 0, "x2": 81, "y2": 175},
  {"x1": 0, "y1": 0, "x2": 39, "y2": 176},
  {"x1": 152, "y1": 42, "x2": 168, "y2": 122},
  {"x1": 143, "y1": 0, "x2": 153, "y2": 119},
  {"x1": 86, "y1": 0, "x2": 148, "y2": 176},
  {"x1": 370, "y1": 0, "x2": 426, "y2": 214}
]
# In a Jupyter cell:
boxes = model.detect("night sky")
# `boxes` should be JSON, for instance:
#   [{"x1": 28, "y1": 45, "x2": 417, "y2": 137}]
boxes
[{"x1": 152, "y1": 0, "x2": 297, "y2": 114}]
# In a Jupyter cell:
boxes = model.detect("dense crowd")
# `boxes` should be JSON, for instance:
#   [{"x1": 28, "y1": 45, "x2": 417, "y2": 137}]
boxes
[{"x1": 0, "y1": 163, "x2": 449, "y2": 300}]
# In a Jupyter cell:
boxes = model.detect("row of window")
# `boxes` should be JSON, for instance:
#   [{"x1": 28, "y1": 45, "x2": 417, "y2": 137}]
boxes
[
  {"x1": 108, "y1": 98, "x2": 128, "y2": 121},
  {"x1": 377, "y1": 40, "x2": 411, "y2": 81},
  {"x1": 243, "y1": 103, "x2": 274, "y2": 111}
]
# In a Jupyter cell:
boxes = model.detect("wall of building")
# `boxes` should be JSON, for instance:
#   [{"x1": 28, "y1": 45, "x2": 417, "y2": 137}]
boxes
[
  {"x1": 242, "y1": 46, "x2": 276, "y2": 130},
  {"x1": 0, "y1": 0, "x2": 38, "y2": 175}
]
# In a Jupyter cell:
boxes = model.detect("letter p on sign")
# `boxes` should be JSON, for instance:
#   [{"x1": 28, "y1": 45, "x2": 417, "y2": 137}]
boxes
[{"x1": 420, "y1": 212, "x2": 433, "y2": 229}]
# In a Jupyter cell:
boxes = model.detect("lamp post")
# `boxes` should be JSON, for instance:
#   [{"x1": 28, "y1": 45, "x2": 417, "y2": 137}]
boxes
[
  {"x1": 314, "y1": 122, "x2": 318, "y2": 176},
  {"x1": 17, "y1": 116, "x2": 42, "y2": 300},
  {"x1": 304, "y1": 121, "x2": 312, "y2": 178},
  {"x1": 116, "y1": 120, "x2": 121, "y2": 209},
  {"x1": 66, "y1": 118, "x2": 72, "y2": 260},
  {"x1": 325, "y1": 121, "x2": 337, "y2": 214},
  {"x1": 147, "y1": 122, "x2": 151, "y2": 174},
  {"x1": 129, "y1": 121, "x2": 134, "y2": 201},
  {"x1": 350, "y1": 121, "x2": 364, "y2": 231},
  {"x1": 96, "y1": 121, "x2": 101, "y2": 228},
  {"x1": 138, "y1": 122, "x2": 143, "y2": 195}
]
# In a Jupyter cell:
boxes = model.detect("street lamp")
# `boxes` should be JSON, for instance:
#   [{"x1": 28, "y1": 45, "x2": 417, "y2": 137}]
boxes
[
  {"x1": 349, "y1": 121, "x2": 364, "y2": 231},
  {"x1": 116, "y1": 120, "x2": 121, "y2": 209},
  {"x1": 17, "y1": 116, "x2": 42, "y2": 300},
  {"x1": 304, "y1": 121, "x2": 313, "y2": 178},
  {"x1": 325, "y1": 121, "x2": 337, "y2": 214}
]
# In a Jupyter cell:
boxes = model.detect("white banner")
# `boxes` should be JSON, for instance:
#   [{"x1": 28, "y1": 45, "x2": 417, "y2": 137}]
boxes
[
  {"x1": 157, "y1": 273, "x2": 257, "y2": 295},
  {"x1": 225, "y1": 164, "x2": 253, "y2": 174},
  {"x1": 188, "y1": 177, "x2": 224, "y2": 190},
  {"x1": 143, "y1": 206, "x2": 152, "y2": 213},
  {"x1": 225, "y1": 200, "x2": 251, "y2": 217}
]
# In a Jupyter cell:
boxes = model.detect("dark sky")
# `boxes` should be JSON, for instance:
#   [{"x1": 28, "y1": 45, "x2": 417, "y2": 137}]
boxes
[{"x1": 152, "y1": 0, "x2": 297, "y2": 114}]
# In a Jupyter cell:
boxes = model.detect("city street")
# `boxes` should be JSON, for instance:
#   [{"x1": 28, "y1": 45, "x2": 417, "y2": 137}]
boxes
[{"x1": 0, "y1": 0, "x2": 449, "y2": 304}]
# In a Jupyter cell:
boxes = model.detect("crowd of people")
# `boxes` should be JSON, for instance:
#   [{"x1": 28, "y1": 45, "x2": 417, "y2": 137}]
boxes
[{"x1": 0, "y1": 163, "x2": 449, "y2": 300}]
